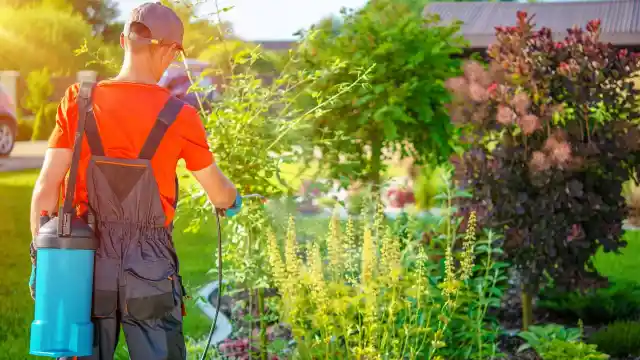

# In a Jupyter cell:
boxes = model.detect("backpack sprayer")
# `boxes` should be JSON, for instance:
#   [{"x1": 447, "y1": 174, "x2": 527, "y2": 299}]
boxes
[
  {"x1": 29, "y1": 211, "x2": 98, "y2": 357},
  {"x1": 29, "y1": 96, "x2": 99, "y2": 357}
]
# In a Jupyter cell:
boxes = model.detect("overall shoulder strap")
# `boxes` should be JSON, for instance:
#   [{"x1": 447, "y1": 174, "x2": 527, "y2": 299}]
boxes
[
  {"x1": 138, "y1": 96, "x2": 185, "y2": 160},
  {"x1": 84, "y1": 104, "x2": 104, "y2": 156},
  {"x1": 60, "y1": 81, "x2": 95, "y2": 235}
]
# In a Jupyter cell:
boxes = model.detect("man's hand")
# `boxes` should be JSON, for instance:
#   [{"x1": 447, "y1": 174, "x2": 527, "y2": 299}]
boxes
[{"x1": 219, "y1": 193, "x2": 242, "y2": 218}]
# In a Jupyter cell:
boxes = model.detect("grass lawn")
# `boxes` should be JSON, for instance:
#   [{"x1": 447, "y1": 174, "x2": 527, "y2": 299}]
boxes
[
  {"x1": 0, "y1": 170, "x2": 39, "y2": 359},
  {"x1": 593, "y1": 230, "x2": 640, "y2": 285},
  {"x1": 0, "y1": 169, "x2": 216, "y2": 359}
]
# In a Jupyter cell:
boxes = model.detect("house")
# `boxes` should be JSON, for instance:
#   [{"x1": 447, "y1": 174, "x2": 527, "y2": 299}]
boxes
[{"x1": 423, "y1": 0, "x2": 640, "y2": 53}]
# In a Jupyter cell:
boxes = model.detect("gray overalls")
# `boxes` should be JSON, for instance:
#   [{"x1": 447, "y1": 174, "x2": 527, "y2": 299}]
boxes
[{"x1": 61, "y1": 82, "x2": 188, "y2": 360}]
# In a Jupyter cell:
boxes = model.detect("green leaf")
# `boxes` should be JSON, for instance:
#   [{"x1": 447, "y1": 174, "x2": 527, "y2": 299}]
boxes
[
  {"x1": 455, "y1": 190, "x2": 473, "y2": 198},
  {"x1": 382, "y1": 119, "x2": 398, "y2": 140}
]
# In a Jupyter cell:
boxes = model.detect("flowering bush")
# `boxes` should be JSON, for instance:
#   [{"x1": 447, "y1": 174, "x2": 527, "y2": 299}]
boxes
[
  {"x1": 446, "y1": 12, "x2": 640, "y2": 327},
  {"x1": 266, "y1": 194, "x2": 508, "y2": 359}
]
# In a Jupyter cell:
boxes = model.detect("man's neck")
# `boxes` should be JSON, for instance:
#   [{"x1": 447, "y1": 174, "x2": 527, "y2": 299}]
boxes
[{"x1": 114, "y1": 61, "x2": 158, "y2": 85}]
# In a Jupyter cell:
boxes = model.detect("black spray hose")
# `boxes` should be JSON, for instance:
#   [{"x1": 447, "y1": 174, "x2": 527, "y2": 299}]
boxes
[
  {"x1": 200, "y1": 194, "x2": 265, "y2": 360},
  {"x1": 200, "y1": 208, "x2": 223, "y2": 360}
]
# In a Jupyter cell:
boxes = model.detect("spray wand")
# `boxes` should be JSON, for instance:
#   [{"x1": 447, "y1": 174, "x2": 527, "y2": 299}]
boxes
[{"x1": 200, "y1": 194, "x2": 265, "y2": 360}]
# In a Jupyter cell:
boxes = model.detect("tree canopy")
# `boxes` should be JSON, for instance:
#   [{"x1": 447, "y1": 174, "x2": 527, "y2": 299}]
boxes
[
  {"x1": 292, "y1": 0, "x2": 466, "y2": 184},
  {"x1": 0, "y1": 1, "x2": 104, "y2": 74}
]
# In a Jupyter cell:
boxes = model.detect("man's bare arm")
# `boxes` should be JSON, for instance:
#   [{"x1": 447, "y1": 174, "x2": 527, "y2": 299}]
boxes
[
  {"x1": 191, "y1": 162, "x2": 237, "y2": 209},
  {"x1": 30, "y1": 149, "x2": 73, "y2": 237}
]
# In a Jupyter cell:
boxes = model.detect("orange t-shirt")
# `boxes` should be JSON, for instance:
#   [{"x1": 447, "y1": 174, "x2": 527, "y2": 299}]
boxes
[{"x1": 48, "y1": 81, "x2": 214, "y2": 225}]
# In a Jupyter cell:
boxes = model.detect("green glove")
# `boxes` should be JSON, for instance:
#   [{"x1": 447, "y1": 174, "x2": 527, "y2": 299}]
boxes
[{"x1": 225, "y1": 193, "x2": 243, "y2": 218}]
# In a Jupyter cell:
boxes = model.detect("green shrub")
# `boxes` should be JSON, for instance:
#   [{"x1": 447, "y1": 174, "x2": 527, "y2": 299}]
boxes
[
  {"x1": 22, "y1": 68, "x2": 57, "y2": 141},
  {"x1": 517, "y1": 324, "x2": 582, "y2": 353},
  {"x1": 31, "y1": 103, "x2": 57, "y2": 141},
  {"x1": 15, "y1": 120, "x2": 33, "y2": 142},
  {"x1": 538, "y1": 339, "x2": 609, "y2": 360},
  {"x1": 538, "y1": 283, "x2": 640, "y2": 325},
  {"x1": 589, "y1": 320, "x2": 640, "y2": 357},
  {"x1": 518, "y1": 324, "x2": 609, "y2": 359},
  {"x1": 414, "y1": 165, "x2": 449, "y2": 210}
]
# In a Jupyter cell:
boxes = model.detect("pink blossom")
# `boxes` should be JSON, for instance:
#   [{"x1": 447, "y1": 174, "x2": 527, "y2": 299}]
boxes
[
  {"x1": 445, "y1": 77, "x2": 467, "y2": 94},
  {"x1": 496, "y1": 105, "x2": 516, "y2": 125},
  {"x1": 469, "y1": 82, "x2": 489, "y2": 102},
  {"x1": 511, "y1": 93, "x2": 530, "y2": 115},
  {"x1": 487, "y1": 83, "x2": 498, "y2": 96},
  {"x1": 551, "y1": 142, "x2": 572, "y2": 164},
  {"x1": 586, "y1": 19, "x2": 601, "y2": 33},
  {"x1": 529, "y1": 151, "x2": 550, "y2": 171},
  {"x1": 519, "y1": 114, "x2": 541, "y2": 135}
]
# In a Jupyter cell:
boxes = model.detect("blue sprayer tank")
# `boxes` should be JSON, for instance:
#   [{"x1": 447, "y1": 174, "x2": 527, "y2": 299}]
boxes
[{"x1": 29, "y1": 213, "x2": 98, "y2": 358}]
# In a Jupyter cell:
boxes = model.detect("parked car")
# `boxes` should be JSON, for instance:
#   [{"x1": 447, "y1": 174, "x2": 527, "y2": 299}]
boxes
[
  {"x1": 158, "y1": 59, "x2": 219, "y2": 112},
  {"x1": 0, "y1": 84, "x2": 17, "y2": 157}
]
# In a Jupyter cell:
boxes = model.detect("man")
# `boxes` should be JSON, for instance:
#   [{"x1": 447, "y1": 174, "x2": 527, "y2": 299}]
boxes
[{"x1": 28, "y1": 3, "x2": 240, "y2": 359}]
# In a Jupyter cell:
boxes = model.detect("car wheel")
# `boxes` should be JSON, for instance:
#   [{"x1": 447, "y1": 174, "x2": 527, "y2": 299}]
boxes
[{"x1": 0, "y1": 119, "x2": 16, "y2": 157}]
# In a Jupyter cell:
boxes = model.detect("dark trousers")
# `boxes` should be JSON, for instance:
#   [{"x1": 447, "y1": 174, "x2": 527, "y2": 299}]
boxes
[
  {"x1": 59, "y1": 293, "x2": 186, "y2": 360},
  {"x1": 59, "y1": 284, "x2": 187, "y2": 360}
]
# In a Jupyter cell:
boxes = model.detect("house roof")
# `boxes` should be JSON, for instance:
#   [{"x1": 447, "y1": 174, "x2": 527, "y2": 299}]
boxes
[
  {"x1": 253, "y1": 40, "x2": 297, "y2": 51},
  {"x1": 423, "y1": 0, "x2": 640, "y2": 48}
]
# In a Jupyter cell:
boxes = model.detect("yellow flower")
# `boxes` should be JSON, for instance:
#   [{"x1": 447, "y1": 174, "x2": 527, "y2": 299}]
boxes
[
  {"x1": 440, "y1": 278, "x2": 461, "y2": 298},
  {"x1": 380, "y1": 229, "x2": 402, "y2": 283},
  {"x1": 443, "y1": 237, "x2": 456, "y2": 288},
  {"x1": 327, "y1": 208, "x2": 343, "y2": 278},
  {"x1": 345, "y1": 216, "x2": 356, "y2": 250},
  {"x1": 361, "y1": 226, "x2": 376, "y2": 284},
  {"x1": 459, "y1": 211, "x2": 477, "y2": 282},
  {"x1": 267, "y1": 230, "x2": 287, "y2": 291},
  {"x1": 344, "y1": 216, "x2": 359, "y2": 285},
  {"x1": 432, "y1": 329, "x2": 447, "y2": 349},
  {"x1": 307, "y1": 242, "x2": 328, "y2": 319},
  {"x1": 285, "y1": 216, "x2": 302, "y2": 277},
  {"x1": 373, "y1": 199, "x2": 385, "y2": 240}
]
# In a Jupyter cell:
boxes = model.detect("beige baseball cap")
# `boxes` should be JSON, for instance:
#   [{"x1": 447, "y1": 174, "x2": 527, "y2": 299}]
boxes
[{"x1": 123, "y1": 2, "x2": 185, "y2": 52}]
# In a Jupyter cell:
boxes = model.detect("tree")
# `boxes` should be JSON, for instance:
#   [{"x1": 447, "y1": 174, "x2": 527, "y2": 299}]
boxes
[
  {"x1": 292, "y1": 0, "x2": 466, "y2": 185},
  {"x1": 198, "y1": 40, "x2": 284, "y2": 78},
  {"x1": 160, "y1": 0, "x2": 233, "y2": 59},
  {"x1": 1, "y1": 0, "x2": 119, "y2": 37},
  {"x1": 447, "y1": 13, "x2": 640, "y2": 329},
  {"x1": 0, "y1": 2, "x2": 104, "y2": 74},
  {"x1": 66, "y1": 0, "x2": 119, "y2": 37}
]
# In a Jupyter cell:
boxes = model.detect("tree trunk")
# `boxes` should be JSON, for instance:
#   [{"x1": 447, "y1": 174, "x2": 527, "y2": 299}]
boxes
[
  {"x1": 369, "y1": 132, "x2": 383, "y2": 185},
  {"x1": 521, "y1": 290, "x2": 533, "y2": 331}
]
